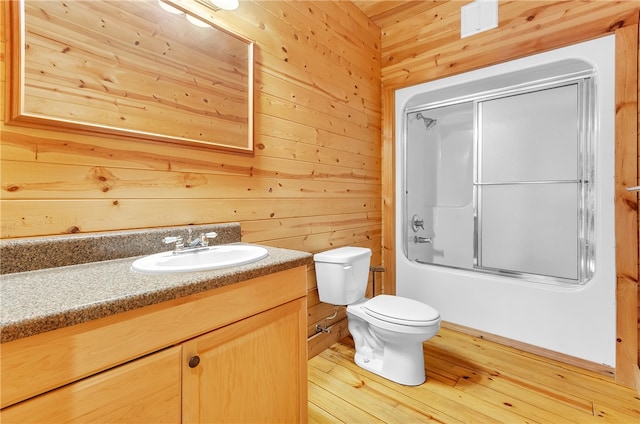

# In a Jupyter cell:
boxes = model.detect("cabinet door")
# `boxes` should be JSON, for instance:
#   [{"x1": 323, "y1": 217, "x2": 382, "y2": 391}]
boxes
[
  {"x1": 182, "y1": 298, "x2": 307, "y2": 423},
  {"x1": 0, "y1": 346, "x2": 181, "y2": 423}
]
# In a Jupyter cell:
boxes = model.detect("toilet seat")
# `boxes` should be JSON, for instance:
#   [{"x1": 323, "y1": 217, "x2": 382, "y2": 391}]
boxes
[{"x1": 364, "y1": 295, "x2": 440, "y2": 326}]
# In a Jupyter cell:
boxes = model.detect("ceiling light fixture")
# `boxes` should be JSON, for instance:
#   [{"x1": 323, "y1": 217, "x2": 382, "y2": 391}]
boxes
[
  {"x1": 195, "y1": 0, "x2": 239, "y2": 11},
  {"x1": 186, "y1": 14, "x2": 211, "y2": 27},
  {"x1": 158, "y1": 0, "x2": 183, "y2": 14},
  {"x1": 158, "y1": 1, "x2": 217, "y2": 28},
  {"x1": 159, "y1": 0, "x2": 239, "y2": 14}
]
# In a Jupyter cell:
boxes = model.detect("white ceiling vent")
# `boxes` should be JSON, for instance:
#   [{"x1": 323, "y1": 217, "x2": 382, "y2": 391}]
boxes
[{"x1": 461, "y1": 0, "x2": 498, "y2": 38}]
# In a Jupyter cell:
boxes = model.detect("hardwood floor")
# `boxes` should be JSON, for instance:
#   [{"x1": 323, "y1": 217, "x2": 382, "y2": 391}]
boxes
[{"x1": 308, "y1": 327, "x2": 640, "y2": 423}]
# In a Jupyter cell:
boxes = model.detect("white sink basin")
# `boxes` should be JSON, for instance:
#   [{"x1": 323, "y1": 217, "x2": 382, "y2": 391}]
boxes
[{"x1": 131, "y1": 244, "x2": 269, "y2": 274}]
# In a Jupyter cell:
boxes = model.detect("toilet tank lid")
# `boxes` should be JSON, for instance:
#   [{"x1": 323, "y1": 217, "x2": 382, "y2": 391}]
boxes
[
  {"x1": 364, "y1": 295, "x2": 440, "y2": 325},
  {"x1": 313, "y1": 247, "x2": 372, "y2": 264}
]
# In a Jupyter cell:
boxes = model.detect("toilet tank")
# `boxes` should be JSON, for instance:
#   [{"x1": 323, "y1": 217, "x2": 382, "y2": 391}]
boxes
[{"x1": 313, "y1": 247, "x2": 372, "y2": 305}]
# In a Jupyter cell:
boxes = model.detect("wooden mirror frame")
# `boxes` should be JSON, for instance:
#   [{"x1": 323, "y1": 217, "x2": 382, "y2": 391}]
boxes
[{"x1": 5, "y1": 0, "x2": 254, "y2": 153}]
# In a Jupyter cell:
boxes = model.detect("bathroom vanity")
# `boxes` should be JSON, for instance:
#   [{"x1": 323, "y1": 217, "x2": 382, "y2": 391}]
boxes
[{"x1": 0, "y1": 224, "x2": 311, "y2": 423}]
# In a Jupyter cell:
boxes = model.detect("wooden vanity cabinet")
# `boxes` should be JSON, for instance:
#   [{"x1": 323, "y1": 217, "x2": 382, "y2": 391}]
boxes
[{"x1": 0, "y1": 266, "x2": 308, "y2": 423}]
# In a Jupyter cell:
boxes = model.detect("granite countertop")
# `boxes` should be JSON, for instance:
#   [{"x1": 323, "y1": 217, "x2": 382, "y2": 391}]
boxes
[{"x1": 0, "y1": 224, "x2": 313, "y2": 344}]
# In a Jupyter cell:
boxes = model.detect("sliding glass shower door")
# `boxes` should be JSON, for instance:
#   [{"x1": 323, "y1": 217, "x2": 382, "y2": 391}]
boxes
[
  {"x1": 475, "y1": 83, "x2": 591, "y2": 281},
  {"x1": 403, "y1": 71, "x2": 595, "y2": 285}
]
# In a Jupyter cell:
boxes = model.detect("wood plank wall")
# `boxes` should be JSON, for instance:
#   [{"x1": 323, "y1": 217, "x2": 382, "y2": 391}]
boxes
[
  {"x1": 376, "y1": 0, "x2": 639, "y2": 388},
  {"x1": 0, "y1": 1, "x2": 382, "y2": 358},
  {"x1": 615, "y1": 23, "x2": 640, "y2": 390}
]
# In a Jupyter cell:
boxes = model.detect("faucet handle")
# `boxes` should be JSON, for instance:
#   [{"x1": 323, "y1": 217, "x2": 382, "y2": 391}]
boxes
[
  {"x1": 411, "y1": 214, "x2": 425, "y2": 232},
  {"x1": 163, "y1": 236, "x2": 184, "y2": 249},
  {"x1": 199, "y1": 232, "x2": 218, "y2": 247}
]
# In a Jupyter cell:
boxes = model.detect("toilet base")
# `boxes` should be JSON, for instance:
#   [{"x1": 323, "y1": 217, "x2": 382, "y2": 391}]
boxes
[
  {"x1": 353, "y1": 340, "x2": 426, "y2": 386},
  {"x1": 346, "y1": 299, "x2": 438, "y2": 386}
]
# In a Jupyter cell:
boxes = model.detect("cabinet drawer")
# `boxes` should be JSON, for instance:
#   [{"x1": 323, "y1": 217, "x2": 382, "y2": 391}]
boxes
[{"x1": 1, "y1": 346, "x2": 181, "y2": 423}]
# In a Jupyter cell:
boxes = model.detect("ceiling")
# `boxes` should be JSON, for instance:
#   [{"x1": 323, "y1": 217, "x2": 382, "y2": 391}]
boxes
[
  {"x1": 351, "y1": 1, "x2": 407, "y2": 23},
  {"x1": 351, "y1": 1, "x2": 449, "y2": 27}
]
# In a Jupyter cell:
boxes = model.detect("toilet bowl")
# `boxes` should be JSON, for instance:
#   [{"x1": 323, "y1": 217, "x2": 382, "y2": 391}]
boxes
[
  {"x1": 347, "y1": 295, "x2": 440, "y2": 385},
  {"x1": 314, "y1": 247, "x2": 441, "y2": 386}
]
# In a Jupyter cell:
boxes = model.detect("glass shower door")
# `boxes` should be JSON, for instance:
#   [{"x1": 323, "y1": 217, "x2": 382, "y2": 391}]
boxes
[{"x1": 475, "y1": 82, "x2": 593, "y2": 283}]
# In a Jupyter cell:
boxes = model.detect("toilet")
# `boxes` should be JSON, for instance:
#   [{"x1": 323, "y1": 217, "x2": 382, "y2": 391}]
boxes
[{"x1": 314, "y1": 246, "x2": 441, "y2": 386}]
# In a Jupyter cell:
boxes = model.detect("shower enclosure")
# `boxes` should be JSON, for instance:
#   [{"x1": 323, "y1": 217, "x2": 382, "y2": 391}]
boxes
[
  {"x1": 395, "y1": 36, "x2": 617, "y2": 367},
  {"x1": 404, "y1": 102, "x2": 474, "y2": 270},
  {"x1": 402, "y1": 62, "x2": 595, "y2": 285}
]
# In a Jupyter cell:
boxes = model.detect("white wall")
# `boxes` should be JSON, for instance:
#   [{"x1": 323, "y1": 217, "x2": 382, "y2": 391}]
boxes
[{"x1": 395, "y1": 36, "x2": 616, "y2": 366}]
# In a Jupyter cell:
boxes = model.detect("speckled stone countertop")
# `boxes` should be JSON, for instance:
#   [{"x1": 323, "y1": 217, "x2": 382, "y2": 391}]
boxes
[{"x1": 0, "y1": 223, "x2": 313, "y2": 344}]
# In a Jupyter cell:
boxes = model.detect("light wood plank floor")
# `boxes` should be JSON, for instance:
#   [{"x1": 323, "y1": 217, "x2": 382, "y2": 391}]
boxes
[{"x1": 308, "y1": 327, "x2": 640, "y2": 423}]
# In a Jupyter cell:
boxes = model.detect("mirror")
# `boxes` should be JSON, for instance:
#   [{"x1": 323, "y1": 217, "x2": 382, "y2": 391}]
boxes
[{"x1": 6, "y1": 0, "x2": 254, "y2": 153}]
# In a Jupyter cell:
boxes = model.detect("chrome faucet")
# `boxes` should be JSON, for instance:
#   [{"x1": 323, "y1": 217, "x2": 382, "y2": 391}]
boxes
[{"x1": 163, "y1": 229, "x2": 218, "y2": 253}]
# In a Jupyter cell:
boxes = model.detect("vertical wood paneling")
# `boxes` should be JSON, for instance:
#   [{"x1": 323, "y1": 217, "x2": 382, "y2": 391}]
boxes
[
  {"x1": 637, "y1": 20, "x2": 640, "y2": 380},
  {"x1": 378, "y1": 1, "x2": 639, "y2": 387},
  {"x1": 0, "y1": 1, "x2": 381, "y2": 357},
  {"x1": 614, "y1": 23, "x2": 639, "y2": 389},
  {"x1": 380, "y1": 85, "x2": 395, "y2": 296}
]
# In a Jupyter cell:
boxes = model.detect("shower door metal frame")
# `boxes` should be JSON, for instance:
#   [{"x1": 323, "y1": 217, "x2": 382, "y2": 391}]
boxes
[{"x1": 402, "y1": 70, "x2": 596, "y2": 286}]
